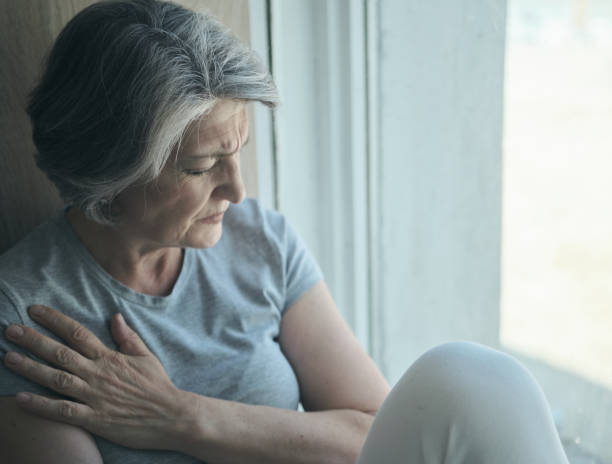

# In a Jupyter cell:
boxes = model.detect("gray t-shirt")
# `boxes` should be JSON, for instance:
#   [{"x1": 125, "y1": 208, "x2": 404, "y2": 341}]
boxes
[{"x1": 0, "y1": 198, "x2": 323, "y2": 463}]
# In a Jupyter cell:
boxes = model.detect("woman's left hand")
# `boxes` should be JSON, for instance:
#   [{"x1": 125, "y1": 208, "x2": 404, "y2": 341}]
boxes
[{"x1": 3, "y1": 305, "x2": 195, "y2": 450}]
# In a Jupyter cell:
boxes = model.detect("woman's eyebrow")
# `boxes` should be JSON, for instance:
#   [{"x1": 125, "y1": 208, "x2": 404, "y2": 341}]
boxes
[{"x1": 185, "y1": 135, "x2": 250, "y2": 159}]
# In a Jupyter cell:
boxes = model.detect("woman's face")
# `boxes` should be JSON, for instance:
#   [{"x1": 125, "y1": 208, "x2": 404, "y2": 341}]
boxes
[{"x1": 114, "y1": 99, "x2": 248, "y2": 250}]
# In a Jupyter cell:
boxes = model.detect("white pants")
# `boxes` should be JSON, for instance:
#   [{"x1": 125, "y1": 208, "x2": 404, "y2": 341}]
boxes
[{"x1": 356, "y1": 342, "x2": 570, "y2": 464}]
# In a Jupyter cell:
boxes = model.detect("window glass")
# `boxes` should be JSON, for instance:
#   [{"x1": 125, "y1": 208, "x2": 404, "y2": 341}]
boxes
[{"x1": 502, "y1": 0, "x2": 612, "y2": 461}]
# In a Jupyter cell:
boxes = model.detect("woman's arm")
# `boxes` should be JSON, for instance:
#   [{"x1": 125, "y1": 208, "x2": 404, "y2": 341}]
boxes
[
  {"x1": 3, "y1": 283, "x2": 390, "y2": 463},
  {"x1": 0, "y1": 397, "x2": 103, "y2": 464},
  {"x1": 174, "y1": 281, "x2": 391, "y2": 463},
  {"x1": 178, "y1": 395, "x2": 377, "y2": 464}
]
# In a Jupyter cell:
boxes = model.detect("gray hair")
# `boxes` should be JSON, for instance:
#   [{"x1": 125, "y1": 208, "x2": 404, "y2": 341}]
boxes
[{"x1": 27, "y1": 0, "x2": 278, "y2": 224}]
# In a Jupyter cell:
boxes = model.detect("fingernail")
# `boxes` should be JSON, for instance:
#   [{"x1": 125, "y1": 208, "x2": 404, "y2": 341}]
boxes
[
  {"x1": 6, "y1": 325, "x2": 24, "y2": 339},
  {"x1": 16, "y1": 392, "x2": 31, "y2": 403},
  {"x1": 5, "y1": 352, "x2": 22, "y2": 364},
  {"x1": 29, "y1": 305, "x2": 44, "y2": 317}
]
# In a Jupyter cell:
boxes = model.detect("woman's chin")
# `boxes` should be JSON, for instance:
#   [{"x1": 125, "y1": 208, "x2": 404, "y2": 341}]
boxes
[{"x1": 183, "y1": 223, "x2": 223, "y2": 249}]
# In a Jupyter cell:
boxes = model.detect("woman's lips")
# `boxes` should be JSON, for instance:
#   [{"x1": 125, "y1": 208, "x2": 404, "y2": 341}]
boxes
[{"x1": 199, "y1": 211, "x2": 225, "y2": 224}]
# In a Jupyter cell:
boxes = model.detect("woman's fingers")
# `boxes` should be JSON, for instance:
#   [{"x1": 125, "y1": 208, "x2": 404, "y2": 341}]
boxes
[
  {"x1": 110, "y1": 313, "x2": 151, "y2": 356},
  {"x1": 4, "y1": 351, "x2": 90, "y2": 400},
  {"x1": 14, "y1": 392, "x2": 94, "y2": 428},
  {"x1": 27, "y1": 305, "x2": 108, "y2": 359},
  {"x1": 4, "y1": 309, "x2": 183, "y2": 450},
  {"x1": 4, "y1": 323, "x2": 90, "y2": 375}
]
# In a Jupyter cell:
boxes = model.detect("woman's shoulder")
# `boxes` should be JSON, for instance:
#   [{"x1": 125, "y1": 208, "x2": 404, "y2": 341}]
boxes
[
  {"x1": 223, "y1": 198, "x2": 288, "y2": 245},
  {"x1": 199, "y1": 198, "x2": 290, "y2": 268},
  {"x1": 0, "y1": 213, "x2": 71, "y2": 298},
  {"x1": 225, "y1": 197, "x2": 283, "y2": 228},
  {"x1": 0, "y1": 215, "x2": 65, "y2": 267}
]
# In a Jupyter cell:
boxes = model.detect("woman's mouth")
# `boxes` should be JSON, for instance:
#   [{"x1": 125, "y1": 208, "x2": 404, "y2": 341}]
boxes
[{"x1": 199, "y1": 211, "x2": 225, "y2": 224}]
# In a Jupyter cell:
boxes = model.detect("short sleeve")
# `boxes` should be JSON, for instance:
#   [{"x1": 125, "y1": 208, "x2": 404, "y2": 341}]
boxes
[
  {"x1": 0, "y1": 284, "x2": 56, "y2": 398},
  {"x1": 280, "y1": 217, "x2": 324, "y2": 312}
]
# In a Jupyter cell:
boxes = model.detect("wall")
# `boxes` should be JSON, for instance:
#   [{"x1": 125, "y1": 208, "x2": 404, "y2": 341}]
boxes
[{"x1": 373, "y1": 0, "x2": 507, "y2": 383}]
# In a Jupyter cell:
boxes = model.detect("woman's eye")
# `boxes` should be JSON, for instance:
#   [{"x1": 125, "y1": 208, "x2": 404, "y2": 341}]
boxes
[
  {"x1": 184, "y1": 157, "x2": 221, "y2": 176},
  {"x1": 185, "y1": 169, "x2": 208, "y2": 176}
]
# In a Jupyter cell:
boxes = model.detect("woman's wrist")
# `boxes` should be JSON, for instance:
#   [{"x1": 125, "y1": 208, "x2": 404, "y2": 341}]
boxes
[
  {"x1": 166, "y1": 390, "x2": 210, "y2": 456},
  {"x1": 166, "y1": 392, "x2": 252, "y2": 463}
]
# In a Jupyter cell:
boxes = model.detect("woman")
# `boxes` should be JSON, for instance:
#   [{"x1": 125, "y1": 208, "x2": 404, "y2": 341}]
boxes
[{"x1": 0, "y1": 1, "x2": 570, "y2": 463}]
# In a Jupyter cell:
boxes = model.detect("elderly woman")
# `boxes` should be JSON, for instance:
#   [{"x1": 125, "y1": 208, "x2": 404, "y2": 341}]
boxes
[{"x1": 0, "y1": 1, "x2": 571, "y2": 463}]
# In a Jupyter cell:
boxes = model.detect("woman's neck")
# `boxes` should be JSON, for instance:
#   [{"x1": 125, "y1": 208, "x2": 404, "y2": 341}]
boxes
[{"x1": 65, "y1": 208, "x2": 184, "y2": 296}]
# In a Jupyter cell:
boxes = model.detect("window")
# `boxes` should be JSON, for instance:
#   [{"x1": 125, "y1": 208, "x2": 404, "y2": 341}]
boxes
[{"x1": 501, "y1": 0, "x2": 612, "y2": 461}]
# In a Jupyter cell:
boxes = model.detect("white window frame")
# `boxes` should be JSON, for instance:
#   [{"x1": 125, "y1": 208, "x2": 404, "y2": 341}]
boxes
[{"x1": 250, "y1": 0, "x2": 382, "y2": 362}]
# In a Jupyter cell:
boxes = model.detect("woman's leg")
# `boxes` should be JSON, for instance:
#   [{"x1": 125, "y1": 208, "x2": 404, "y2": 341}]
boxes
[{"x1": 356, "y1": 341, "x2": 570, "y2": 464}]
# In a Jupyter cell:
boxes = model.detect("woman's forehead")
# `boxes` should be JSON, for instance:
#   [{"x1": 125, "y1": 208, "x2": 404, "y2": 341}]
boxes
[{"x1": 183, "y1": 101, "x2": 248, "y2": 155}]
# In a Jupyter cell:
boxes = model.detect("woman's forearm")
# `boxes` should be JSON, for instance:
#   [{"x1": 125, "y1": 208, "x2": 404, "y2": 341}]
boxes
[{"x1": 171, "y1": 391, "x2": 375, "y2": 464}]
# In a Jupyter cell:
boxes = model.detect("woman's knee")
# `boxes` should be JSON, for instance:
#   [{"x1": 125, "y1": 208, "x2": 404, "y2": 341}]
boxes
[
  {"x1": 397, "y1": 341, "x2": 561, "y2": 445},
  {"x1": 384, "y1": 341, "x2": 553, "y2": 430},
  {"x1": 413, "y1": 340, "x2": 523, "y2": 376},
  {"x1": 357, "y1": 342, "x2": 567, "y2": 464}
]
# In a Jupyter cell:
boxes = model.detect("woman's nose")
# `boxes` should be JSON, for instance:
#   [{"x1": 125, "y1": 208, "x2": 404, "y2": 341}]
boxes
[{"x1": 215, "y1": 156, "x2": 246, "y2": 204}]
